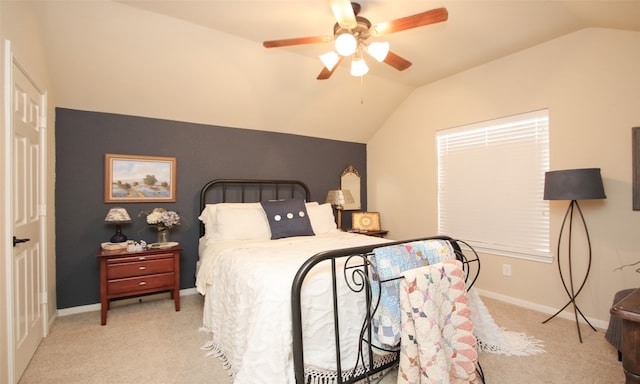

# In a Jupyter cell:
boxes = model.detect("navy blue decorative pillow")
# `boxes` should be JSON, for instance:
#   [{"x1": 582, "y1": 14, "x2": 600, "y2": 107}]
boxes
[{"x1": 260, "y1": 198, "x2": 315, "y2": 239}]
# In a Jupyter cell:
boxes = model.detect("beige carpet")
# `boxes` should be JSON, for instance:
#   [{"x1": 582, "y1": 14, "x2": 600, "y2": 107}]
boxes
[{"x1": 18, "y1": 293, "x2": 624, "y2": 384}]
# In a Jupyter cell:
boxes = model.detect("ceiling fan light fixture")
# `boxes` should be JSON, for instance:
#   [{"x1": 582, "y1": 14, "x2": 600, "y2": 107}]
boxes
[
  {"x1": 350, "y1": 57, "x2": 369, "y2": 77},
  {"x1": 367, "y1": 41, "x2": 390, "y2": 62},
  {"x1": 335, "y1": 32, "x2": 357, "y2": 56},
  {"x1": 319, "y1": 51, "x2": 340, "y2": 71}
]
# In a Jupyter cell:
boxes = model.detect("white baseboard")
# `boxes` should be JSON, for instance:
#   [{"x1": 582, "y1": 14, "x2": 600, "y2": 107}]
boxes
[
  {"x1": 56, "y1": 288, "x2": 199, "y2": 317},
  {"x1": 476, "y1": 288, "x2": 609, "y2": 330}
]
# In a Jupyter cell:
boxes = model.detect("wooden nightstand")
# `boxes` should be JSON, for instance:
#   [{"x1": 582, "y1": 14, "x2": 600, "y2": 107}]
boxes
[
  {"x1": 96, "y1": 244, "x2": 182, "y2": 325},
  {"x1": 347, "y1": 229, "x2": 389, "y2": 238}
]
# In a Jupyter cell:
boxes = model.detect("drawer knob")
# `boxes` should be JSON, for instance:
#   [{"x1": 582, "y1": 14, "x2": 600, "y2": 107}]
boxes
[
  {"x1": 138, "y1": 257, "x2": 146, "y2": 261},
  {"x1": 139, "y1": 266, "x2": 146, "y2": 270},
  {"x1": 139, "y1": 281, "x2": 147, "y2": 286}
]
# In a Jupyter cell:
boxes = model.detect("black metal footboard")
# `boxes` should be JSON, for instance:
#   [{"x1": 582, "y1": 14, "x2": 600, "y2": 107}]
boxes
[{"x1": 290, "y1": 235, "x2": 481, "y2": 384}]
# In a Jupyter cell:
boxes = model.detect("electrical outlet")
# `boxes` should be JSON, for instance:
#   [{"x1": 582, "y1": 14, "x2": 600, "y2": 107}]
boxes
[{"x1": 502, "y1": 263, "x2": 512, "y2": 276}]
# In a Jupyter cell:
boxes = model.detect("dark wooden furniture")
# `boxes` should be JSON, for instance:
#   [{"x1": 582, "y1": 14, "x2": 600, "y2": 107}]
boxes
[
  {"x1": 96, "y1": 244, "x2": 182, "y2": 325},
  {"x1": 347, "y1": 229, "x2": 389, "y2": 238},
  {"x1": 611, "y1": 288, "x2": 640, "y2": 384}
]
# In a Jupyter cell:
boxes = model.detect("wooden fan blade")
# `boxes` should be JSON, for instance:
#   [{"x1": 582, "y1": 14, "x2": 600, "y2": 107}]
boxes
[
  {"x1": 383, "y1": 51, "x2": 412, "y2": 71},
  {"x1": 263, "y1": 35, "x2": 333, "y2": 48},
  {"x1": 317, "y1": 56, "x2": 344, "y2": 80},
  {"x1": 329, "y1": 0, "x2": 357, "y2": 29},
  {"x1": 374, "y1": 7, "x2": 448, "y2": 35}
]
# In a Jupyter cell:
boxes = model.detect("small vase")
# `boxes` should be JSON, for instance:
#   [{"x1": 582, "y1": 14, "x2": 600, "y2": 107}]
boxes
[{"x1": 157, "y1": 229, "x2": 170, "y2": 244}]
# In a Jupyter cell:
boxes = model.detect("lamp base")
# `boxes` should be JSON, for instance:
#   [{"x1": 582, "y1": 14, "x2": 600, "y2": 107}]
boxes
[
  {"x1": 110, "y1": 224, "x2": 127, "y2": 243},
  {"x1": 541, "y1": 200, "x2": 597, "y2": 343},
  {"x1": 110, "y1": 233, "x2": 127, "y2": 243}
]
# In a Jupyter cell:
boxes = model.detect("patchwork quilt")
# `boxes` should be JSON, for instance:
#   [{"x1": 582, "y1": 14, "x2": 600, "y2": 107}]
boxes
[
  {"x1": 370, "y1": 240, "x2": 456, "y2": 347},
  {"x1": 398, "y1": 260, "x2": 478, "y2": 384}
]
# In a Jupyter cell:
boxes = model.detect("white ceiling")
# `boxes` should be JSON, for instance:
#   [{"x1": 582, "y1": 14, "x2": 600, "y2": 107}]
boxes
[
  {"x1": 30, "y1": 1, "x2": 640, "y2": 143},
  {"x1": 118, "y1": 0, "x2": 640, "y2": 86}
]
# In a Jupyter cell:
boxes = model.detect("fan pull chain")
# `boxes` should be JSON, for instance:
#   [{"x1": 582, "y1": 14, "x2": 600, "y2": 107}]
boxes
[{"x1": 360, "y1": 75, "x2": 365, "y2": 104}]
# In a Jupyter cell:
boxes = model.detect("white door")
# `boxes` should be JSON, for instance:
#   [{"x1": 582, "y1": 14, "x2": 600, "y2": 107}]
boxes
[{"x1": 10, "y1": 57, "x2": 46, "y2": 382}]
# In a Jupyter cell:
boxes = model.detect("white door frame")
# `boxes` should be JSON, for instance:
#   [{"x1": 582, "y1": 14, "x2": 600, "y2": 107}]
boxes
[
  {"x1": 3, "y1": 39, "x2": 49, "y2": 384},
  {"x1": 3, "y1": 38, "x2": 16, "y2": 384}
]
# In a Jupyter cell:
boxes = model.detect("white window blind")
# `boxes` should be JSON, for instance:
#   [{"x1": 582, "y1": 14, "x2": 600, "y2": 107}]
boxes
[{"x1": 436, "y1": 109, "x2": 551, "y2": 262}]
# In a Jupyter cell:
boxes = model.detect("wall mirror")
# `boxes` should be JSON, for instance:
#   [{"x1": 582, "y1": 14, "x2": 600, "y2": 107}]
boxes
[{"x1": 340, "y1": 165, "x2": 361, "y2": 210}]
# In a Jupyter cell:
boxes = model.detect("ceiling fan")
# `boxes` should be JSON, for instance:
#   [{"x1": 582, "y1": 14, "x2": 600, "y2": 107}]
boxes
[{"x1": 263, "y1": 0, "x2": 448, "y2": 80}]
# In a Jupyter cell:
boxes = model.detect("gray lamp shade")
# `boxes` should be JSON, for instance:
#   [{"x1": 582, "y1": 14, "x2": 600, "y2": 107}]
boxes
[{"x1": 543, "y1": 168, "x2": 606, "y2": 200}]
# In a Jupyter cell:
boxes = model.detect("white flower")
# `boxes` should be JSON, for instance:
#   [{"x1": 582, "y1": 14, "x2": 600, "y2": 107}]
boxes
[
  {"x1": 143, "y1": 208, "x2": 181, "y2": 229},
  {"x1": 146, "y1": 211, "x2": 163, "y2": 225}
]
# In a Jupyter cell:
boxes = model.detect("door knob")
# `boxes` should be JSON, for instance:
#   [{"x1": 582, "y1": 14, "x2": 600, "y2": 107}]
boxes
[{"x1": 13, "y1": 236, "x2": 30, "y2": 247}]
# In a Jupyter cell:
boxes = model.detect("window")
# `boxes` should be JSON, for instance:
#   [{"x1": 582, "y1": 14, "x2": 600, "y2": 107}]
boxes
[{"x1": 436, "y1": 109, "x2": 550, "y2": 262}]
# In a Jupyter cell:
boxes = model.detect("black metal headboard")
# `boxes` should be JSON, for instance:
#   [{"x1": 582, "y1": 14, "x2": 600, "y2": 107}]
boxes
[{"x1": 198, "y1": 179, "x2": 312, "y2": 238}]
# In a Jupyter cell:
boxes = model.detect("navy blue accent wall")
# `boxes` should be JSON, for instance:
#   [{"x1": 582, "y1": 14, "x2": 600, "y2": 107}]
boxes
[{"x1": 55, "y1": 108, "x2": 367, "y2": 309}]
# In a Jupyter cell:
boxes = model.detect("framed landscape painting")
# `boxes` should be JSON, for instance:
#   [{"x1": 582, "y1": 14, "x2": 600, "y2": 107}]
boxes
[{"x1": 105, "y1": 153, "x2": 176, "y2": 203}]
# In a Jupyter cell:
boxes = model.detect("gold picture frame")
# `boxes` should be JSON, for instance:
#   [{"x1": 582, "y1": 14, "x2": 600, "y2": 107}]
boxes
[
  {"x1": 105, "y1": 153, "x2": 176, "y2": 203},
  {"x1": 352, "y1": 212, "x2": 381, "y2": 231}
]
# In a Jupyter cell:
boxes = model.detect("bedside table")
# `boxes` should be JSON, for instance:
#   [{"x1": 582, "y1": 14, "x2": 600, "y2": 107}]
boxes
[
  {"x1": 96, "y1": 244, "x2": 182, "y2": 325},
  {"x1": 347, "y1": 229, "x2": 389, "y2": 238}
]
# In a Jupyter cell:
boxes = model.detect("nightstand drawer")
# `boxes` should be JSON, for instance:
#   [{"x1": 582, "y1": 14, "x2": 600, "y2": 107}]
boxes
[
  {"x1": 107, "y1": 258, "x2": 174, "y2": 279},
  {"x1": 108, "y1": 272, "x2": 174, "y2": 296},
  {"x1": 105, "y1": 253, "x2": 174, "y2": 265}
]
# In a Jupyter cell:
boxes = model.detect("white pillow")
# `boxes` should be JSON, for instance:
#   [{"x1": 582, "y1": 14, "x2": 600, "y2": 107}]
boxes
[
  {"x1": 198, "y1": 201, "x2": 320, "y2": 240},
  {"x1": 213, "y1": 203, "x2": 271, "y2": 241},
  {"x1": 198, "y1": 204, "x2": 218, "y2": 239},
  {"x1": 307, "y1": 203, "x2": 339, "y2": 234},
  {"x1": 199, "y1": 203, "x2": 263, "y2": 239}
]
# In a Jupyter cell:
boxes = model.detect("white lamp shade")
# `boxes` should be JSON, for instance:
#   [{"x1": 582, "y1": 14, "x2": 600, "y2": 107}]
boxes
[
  {"x1": 326, "y1": 189, "x2": 355, "y2": 207},
  {"x1": 319, "y1": 51, "x2": 340, "y2": 71},
  {"x1": 335, "y1": 33, "x2": 357, "y2": 56},
  {"x1": 350, "y1": 58, "x2": 369, "y2": 77},
  {"x1": 104, "y1": 207, "x2": 131, "y2": 223},
  {"x1": 367, "y1": 42, "x2": 390, "y2": 62}
]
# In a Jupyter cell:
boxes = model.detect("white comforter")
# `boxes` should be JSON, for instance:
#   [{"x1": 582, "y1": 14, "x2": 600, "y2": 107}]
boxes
[{"x1": 196, "y1": 232, "x2": 390, "y2": 384}]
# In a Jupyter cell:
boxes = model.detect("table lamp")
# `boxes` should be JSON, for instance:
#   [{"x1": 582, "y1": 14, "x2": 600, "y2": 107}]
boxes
[
  {"x1": 542, "y1": 168, "x2": 606, "y2": 342},
  {"x1": 104, "y1": 207, "x2": 131, "y2": 243}
]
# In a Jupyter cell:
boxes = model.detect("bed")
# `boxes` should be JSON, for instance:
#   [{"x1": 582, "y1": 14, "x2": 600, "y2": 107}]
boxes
[{"x1": 196, "y1": 179, "x2": 481, "y2": 384}]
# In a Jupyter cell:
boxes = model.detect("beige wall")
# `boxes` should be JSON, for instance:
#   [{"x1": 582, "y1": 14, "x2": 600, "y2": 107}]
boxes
[
  {"x1": 368, "y1": 28, "x2": 640, "y2": 326},
  {"x1": 1, "y1": 1, "x2": 56, "y2": 382}
]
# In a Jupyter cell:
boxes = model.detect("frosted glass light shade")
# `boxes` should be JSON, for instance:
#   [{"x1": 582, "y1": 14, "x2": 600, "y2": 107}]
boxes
[
  {"x1": 350, "y1": 58, "x2": 369, "y2": 77},
  {"x1": 319, "y1": 51, "x2": 340, "y2": 71},
  {"x1": 335, "y1": 33, "x2": 357, "y2": 56},
  {"x1": 367, "y1": 42, "x2": 390, "y2": 62}
]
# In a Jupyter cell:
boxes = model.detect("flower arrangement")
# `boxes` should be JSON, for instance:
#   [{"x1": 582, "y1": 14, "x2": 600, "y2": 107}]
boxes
[{"x1": 144, "y1": 208, "x2": 181, "y2": 231}]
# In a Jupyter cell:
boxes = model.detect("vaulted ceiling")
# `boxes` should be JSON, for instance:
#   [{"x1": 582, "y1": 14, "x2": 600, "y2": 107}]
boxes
[{"x1": 31, "y1": 1, "x2": 640, "y2": 143}]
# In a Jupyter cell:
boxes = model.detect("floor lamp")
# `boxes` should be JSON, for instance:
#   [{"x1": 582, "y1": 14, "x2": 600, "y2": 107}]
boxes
[{"x1": 542, "y1": 168, "x2": 606, "y2": 343}]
